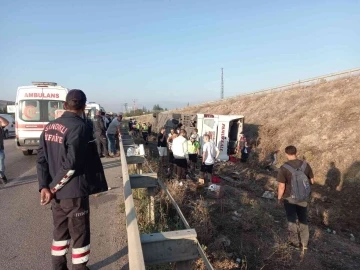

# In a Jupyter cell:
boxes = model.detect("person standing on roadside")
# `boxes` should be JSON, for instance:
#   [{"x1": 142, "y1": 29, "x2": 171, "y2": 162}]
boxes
[
  {"x1": 171, "y1": 129, "x2": 188, "y2": 181},
  {"x1": 167, "y1": 129, "x2": 177, "y2": 177},
  {"x1": 0, "y1": 115, "x2": 10, "y2": 184},
  {"x1": 94, "y1": 110, "x2": 112, "y2": 158},
  {"x1": 142, "y1": 122, "x2": 149, "y2": 145},
  {"x1": 192, "y1": 128, "x2": 200, "y2": 142},
  {"x1": 200, "y1": 134, "x2": 220, "y2": 184},
  {"x1": 107, "y1": 113, "x2": 122, "y2": 157},
  {"x1": 187, "y1": 134, "x2": 200, "y2": 176},
  {"x1": 37, "y1": 89, "x2": 108, "y2": 270},
  {"x1": 147, "y1": 122, "x2": 152, "y2": 135},
  {"x1": 240, "y1": 141, "x2": 250, "y2": 162},
  {"x1": 157, "y1": 127, "x2": 167, "y2": 166},
  {"x1": 277, "y1": 145, "x2": 314, "y2": 254}
]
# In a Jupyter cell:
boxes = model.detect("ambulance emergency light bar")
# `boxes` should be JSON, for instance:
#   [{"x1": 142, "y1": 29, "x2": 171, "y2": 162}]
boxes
[{"x1": 32, "y1": 82, "x2": 57, "y2": 87}]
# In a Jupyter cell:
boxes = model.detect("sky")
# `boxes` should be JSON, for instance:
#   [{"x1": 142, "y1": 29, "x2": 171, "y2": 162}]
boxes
[{"x1": 0, "y1": 0, "x2": 359, "y2": 112}]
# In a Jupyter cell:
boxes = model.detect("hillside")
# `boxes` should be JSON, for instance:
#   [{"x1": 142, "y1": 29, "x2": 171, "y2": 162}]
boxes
[{"x1": 149, "y1": 75, "x2": 359, "y2": 186}]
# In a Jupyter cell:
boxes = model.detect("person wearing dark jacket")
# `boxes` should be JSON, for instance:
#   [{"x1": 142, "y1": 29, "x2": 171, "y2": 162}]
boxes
[
  {"x1": 37, "y1": 89, "x2": 108, "y2": 270},
  {"x1": 94, "y1": 110, "x2": 111, "y2": 158},
  {"x1": 0, "y1": 115, "x2": 10, "y2": 184}
]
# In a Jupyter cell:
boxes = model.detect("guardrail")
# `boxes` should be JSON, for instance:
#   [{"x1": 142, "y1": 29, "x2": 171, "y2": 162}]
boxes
[
  {"x1": 120, "y1": 136, "x2": 146, "y2": 270},
  {"x1": 119, "y1": 122, "x2": 214, "y2": 269},
  {"x1": 168, "y1": 67, "x2": 360, "y2": 111}
]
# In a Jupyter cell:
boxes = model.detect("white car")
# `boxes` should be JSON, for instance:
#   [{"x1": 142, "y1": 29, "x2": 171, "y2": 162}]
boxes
[{"x1": 0, "y1": 114, "x2": 15, "y2": 139}]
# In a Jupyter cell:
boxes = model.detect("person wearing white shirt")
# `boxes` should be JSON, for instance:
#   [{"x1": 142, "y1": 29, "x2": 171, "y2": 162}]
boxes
[
  {"x1": 171, "y1": 129, "x2": 188, "y2": 181},
  {"x1": 201, "y1": 134, "x2": 220, "y2": 183}
]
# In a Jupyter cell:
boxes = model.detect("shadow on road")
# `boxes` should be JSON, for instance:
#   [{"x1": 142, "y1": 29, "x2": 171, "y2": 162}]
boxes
[
  {"x1": 102, "y1": 160, "x2": 121, "y2": 170},
  {"x1": 88, "y1": 246, "x2": 128, "y2": 270},
  {"x1": 0, "y1": 174, "x2": 38, "y2": 190}
]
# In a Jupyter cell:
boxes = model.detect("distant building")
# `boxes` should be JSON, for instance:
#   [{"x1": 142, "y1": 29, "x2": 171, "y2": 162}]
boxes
[{"x1": 0, "y1": 100, "x2": 15, "y2": 112}]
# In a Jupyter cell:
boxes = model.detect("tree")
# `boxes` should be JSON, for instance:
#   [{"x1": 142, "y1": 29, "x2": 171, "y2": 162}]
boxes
[{"x1": 152, "y1": 104, "x2": 164, "y2": 111}]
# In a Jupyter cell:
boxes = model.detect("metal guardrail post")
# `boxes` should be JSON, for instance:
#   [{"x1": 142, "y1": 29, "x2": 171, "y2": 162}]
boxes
[{"x1": 120, "y1": 136, "x2": 146, "y2": 270}]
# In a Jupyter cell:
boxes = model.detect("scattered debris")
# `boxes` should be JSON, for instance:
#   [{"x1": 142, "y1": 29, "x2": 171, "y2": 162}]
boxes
[
  {"x1": 262, "y1": 191, "x2": 275, "y2": 199},
  {"x1": 350, "y1": 234, "x2": 355, "y2": 242},
  {"x1": 219, "y1": 236, "x2": 231, "y2": 247},
  {"x1": 226, "y1": 252, "x2": 233, "y2": 258}
]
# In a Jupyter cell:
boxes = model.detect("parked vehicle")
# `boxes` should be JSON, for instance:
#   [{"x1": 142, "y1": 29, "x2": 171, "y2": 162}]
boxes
[
  {"x1": 85, "y1": 102, "x2": 105, "y2": 115},
  {"x1": 0, "y1": 114, "x2": 15, "y2": 138},
  {"x1": 7, "y1": 82, "x2": 68, "y2": 156}
]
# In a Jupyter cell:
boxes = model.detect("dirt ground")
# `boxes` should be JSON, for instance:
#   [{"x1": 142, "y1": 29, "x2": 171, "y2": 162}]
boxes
[
  {"x1": 130, "y1": 136, "x2": 359, "y2": 269},
  {"x1": 130, "y1": 76, "x2": 360, "y2": 269}
]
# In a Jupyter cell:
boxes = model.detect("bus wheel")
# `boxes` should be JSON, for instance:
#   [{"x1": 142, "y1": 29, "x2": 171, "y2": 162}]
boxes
[{"x1": 23, "y1": 150, "x2": 33, "y2": 156}]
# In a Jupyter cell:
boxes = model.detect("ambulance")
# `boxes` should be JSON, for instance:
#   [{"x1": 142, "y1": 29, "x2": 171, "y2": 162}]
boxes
[{"x1": 7, "y1": 82, "x2": 68, "y2": 156}]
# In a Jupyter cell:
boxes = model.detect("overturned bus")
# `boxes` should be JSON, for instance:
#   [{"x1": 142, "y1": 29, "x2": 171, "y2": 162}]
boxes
[{"x1": 152, "y1": 113, "x2": 244, "y2": 161}]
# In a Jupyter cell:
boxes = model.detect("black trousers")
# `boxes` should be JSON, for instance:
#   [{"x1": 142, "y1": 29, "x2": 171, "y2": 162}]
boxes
[
  {"x1": 51, "y1": 197, "x2": 90, "y2": 270},
  {"x1": 175, "y1": 158, "x2": 187, "y2": 180},
  {"x1": 188, "y1": 154, "x2": 197, "y2": 174},
  {"x1": 95, "y1": 133, "x2": 108, "y2": 156},
  {"x1": 142, "y1": 132, "x2": 148, "y2": 141}
]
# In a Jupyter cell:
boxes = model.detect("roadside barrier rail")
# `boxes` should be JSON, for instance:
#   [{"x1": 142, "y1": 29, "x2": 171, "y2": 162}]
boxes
[{"x1": 120, "y1": 130, "x2": 146, "y2": 270}]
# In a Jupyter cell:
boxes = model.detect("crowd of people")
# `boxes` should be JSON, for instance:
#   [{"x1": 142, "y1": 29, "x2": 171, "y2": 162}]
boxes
[
  {"x1": 94, "y1": 110, "x2": 123, "y2": 158},
  {"x1": 128, "y1": 118, "x2": 152, "y2": 145},
  {"x1": 154, "y1": 126, "x2": 220, "y2": 184}
]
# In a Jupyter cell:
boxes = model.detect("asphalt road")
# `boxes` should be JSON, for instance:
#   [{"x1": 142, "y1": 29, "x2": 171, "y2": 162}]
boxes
[{"x1": 0, "y1": 139, "x2": 128, "y2": 270}]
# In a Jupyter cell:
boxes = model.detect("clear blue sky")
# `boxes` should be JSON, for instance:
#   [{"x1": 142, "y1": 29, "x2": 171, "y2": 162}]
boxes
[{"x1": 0, "y1": 0, "x2": 359, "y2": 112}]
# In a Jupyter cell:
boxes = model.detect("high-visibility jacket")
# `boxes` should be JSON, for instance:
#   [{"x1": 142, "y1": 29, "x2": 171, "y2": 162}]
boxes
[
  {"x1": 136, "y1": 123, "x2": 140, "y2": 129},
  {"x1": 142, "y1": 125, "x2": 148, "y2": 132},
  {"x1": 188, "y1": 140, "x2": 200, "y2": 154}
]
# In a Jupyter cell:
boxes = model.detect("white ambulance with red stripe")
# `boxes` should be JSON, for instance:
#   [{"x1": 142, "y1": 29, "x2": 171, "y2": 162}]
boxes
[{"x1": 7, "y1": 82, "x2": 68, "y2": 156}]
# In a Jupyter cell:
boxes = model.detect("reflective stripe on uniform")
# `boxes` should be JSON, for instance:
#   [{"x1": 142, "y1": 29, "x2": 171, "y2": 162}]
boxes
[
  {"x1": 72, "y1": 244, "x2": 90, "y2": 264},
  {"x1": 51, "y1": 170, "x2": 76, "y2": 193},
  {"x1": 51, "y1": 239, "x2": 70, "y2": 256}
]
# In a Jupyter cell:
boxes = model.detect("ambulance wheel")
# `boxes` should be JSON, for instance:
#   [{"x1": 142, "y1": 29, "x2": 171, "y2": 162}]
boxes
[
  {"x1": 4, "y1": 130, "x2": 9, "y2": 139},
  {"x1": 23, "y1": 150, "x2": 33, "y2": 156}
]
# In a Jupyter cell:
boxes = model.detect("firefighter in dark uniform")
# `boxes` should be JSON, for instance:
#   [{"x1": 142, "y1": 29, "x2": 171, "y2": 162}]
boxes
[
  {"x1": 94, "y1": 109, "x2": 111, "y2": 158},
  {"x1": 37, "y1": 89, "x2": 108, "y2": 270}
]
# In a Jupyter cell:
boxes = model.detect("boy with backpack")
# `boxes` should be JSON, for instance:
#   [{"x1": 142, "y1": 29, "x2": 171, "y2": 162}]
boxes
[{"x1": 277, "y1": 145, "x2": 314, "y2": 254}]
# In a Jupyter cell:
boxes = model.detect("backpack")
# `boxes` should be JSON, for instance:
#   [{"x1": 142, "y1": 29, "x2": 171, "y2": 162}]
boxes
[{"x1": 283, "y1": 161, "x2": 311, "y2": 201}]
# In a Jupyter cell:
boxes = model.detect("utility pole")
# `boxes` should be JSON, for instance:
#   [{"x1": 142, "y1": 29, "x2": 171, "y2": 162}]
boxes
[
  {"x1": 221, "y1": 68, "x2": 224, "y2": 99},
  {"x1": 133, "y1": 99, "x2": 138, "y2": 113}
]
